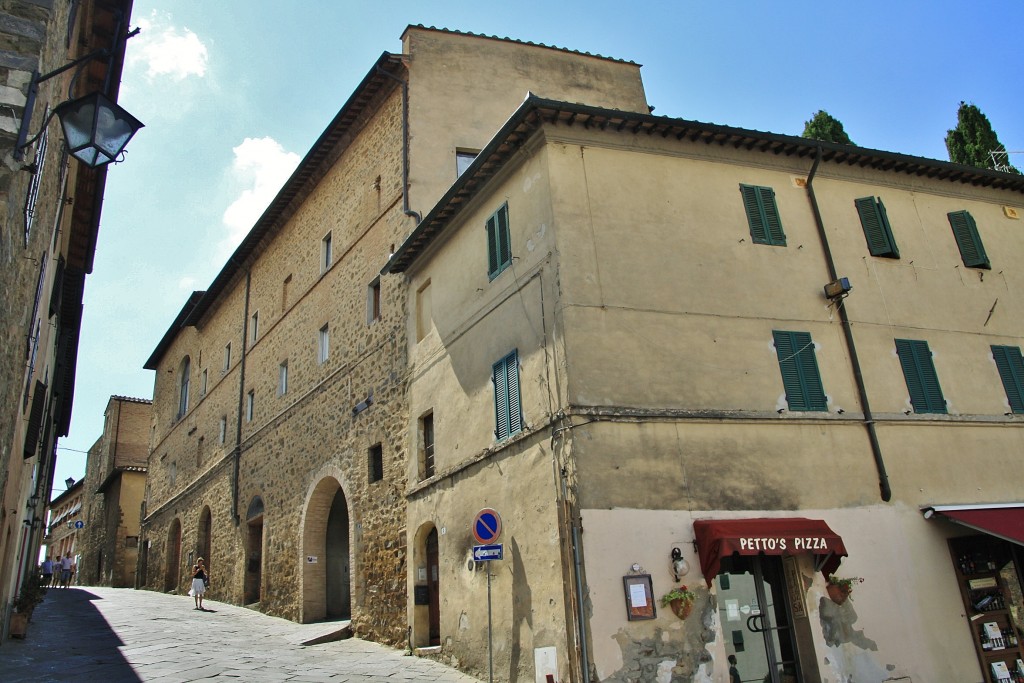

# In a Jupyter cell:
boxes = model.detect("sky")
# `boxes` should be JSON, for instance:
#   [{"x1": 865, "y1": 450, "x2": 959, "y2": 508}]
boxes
[{"x1": 51, "y1": 0, "x2": 1024, "y2": 498}]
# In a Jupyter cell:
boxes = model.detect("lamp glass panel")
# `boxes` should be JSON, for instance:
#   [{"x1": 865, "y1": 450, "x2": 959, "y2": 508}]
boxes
[
  {"x1": 95, "y1": 105, "x2": 135, "y2": 156},
  {"x1": 61, "y1": 101, "x2": 97, "y2": 149}
]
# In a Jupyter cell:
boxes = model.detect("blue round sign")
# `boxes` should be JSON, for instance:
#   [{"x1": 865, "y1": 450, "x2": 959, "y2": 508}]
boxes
[{"x1": 473, "y1": 508, "x2": 502, "y2": 544}]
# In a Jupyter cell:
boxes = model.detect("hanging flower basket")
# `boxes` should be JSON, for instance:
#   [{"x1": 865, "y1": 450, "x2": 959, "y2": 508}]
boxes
[
  {"x1": 661, "y1": 585, "x2": 696, "y2": 620},
  {"x1": 826, "y1": 576, "x2": 863, "y2": 605}
]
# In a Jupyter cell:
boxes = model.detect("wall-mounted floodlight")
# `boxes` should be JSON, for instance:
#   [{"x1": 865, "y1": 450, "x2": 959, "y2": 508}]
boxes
[{"x1": 824, "y1": 277, "x2": 852, "y2": 299}]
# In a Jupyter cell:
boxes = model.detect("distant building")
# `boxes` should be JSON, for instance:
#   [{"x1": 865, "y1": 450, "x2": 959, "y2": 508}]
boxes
[
  {"x1": 0, "y1": 0, "x2": 136, "y2": 640},
  {"x1": 77, "y1": 396, "x2": 151, "y2": 588},
  {"x1": 143, "y1": 25, "x2": 1024, "y2": 683},
  {"x1": 44, "y1": 478, "x2": 84, "y2": 576}
]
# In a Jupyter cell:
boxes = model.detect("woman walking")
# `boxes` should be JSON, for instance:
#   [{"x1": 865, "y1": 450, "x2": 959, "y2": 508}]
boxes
[{"x1": 189, "y1": 558, "x2": 209, "y2": 610}]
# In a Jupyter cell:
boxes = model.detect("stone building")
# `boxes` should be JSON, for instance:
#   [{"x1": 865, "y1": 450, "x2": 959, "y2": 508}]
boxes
[
  {"x1": 0, "y1": 0, "x2": 137, "y2": 639},
  {"x1": 77, "y1": 395, "x2": 151, "y2": 588},
  {"x1": 139, "y1": 26, "x2": 647, "y2": 649},
  {"x1": 44, "y1": 477, "x2": 83, "y2": 576},
  {"x1": 385, "y1": 95, "x2": 1024, "y2": 682}
]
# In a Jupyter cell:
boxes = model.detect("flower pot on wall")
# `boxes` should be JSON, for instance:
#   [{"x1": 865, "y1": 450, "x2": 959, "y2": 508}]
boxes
[
  {"x1": 826, "y1": 583, "x2": 851, "y2": 605},
  {"x1": 669, "y1": 598, "x2": 693, "y2": 620}
]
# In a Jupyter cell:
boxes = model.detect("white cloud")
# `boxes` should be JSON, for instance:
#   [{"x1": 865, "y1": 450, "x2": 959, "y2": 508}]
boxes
[
  {"x1": 130, "y1": 11, "x2": 208, "y2": 81},
  {"x1": 178, "y1": 276, "x2": 197, "y2": 291},
  {"x1": 219, "y1": 137, "x2": 300, "y2": 254}
]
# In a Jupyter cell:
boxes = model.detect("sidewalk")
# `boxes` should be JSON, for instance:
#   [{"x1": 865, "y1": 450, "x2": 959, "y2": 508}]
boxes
[{"x1": 0, "y1": 586, "x2": 481, "y2": 682}]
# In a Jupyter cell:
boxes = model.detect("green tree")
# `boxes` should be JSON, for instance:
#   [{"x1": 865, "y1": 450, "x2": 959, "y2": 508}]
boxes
[
  {"x1": 802, "y1": 110, "x2": 854, "y2": 145},
  {"x1": 945, "y1": 102, "x2": 1019, "y2": 173}
]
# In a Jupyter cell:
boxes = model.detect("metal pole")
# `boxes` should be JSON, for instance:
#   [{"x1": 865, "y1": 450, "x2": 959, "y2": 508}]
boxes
[{"x1": 487, "y1": 564, "x2": 494, "y2": 683}]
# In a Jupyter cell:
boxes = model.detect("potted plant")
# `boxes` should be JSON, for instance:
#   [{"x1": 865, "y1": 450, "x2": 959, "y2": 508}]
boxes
[
  {"x1": 9, "y1": 571, "x2": 48, "y2": 638},
  {"x1": 661, "y1": 584, "x2": 696, "y2": 620},
  {"x1": 826, "y1": 575, "x2": 863, "y2": 605}
]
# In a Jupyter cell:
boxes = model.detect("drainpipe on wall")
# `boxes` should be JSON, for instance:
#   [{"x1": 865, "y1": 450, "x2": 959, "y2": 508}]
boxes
[
  {"x1": 375, "y1": 63, "x2": 421, "y2": 224},
  {"x1": 232, "y1": 270, "x2": 252, "y2": 526},
  {"x1": 558, "y1": 464, "x2": 591, "y2": 683},
  {"x1": 805, "y1": 145, "x2": 892, "y2": 502}
]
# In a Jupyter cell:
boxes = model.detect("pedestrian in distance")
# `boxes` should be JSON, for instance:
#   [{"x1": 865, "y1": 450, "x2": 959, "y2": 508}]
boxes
[
  {"x1": 189, "y1": 557, "x2": 209, "y2": 610},
  {"x1": 59, "y1": 554, "x2": 73, "y2": 588},
  {"x1": 49, "y1": 557, "x2": 60, "y2": 587},
  {"x1": 40, "y1": 556, "x2": 53, "y2": 586},
  {"x1": 728, "y1": 654, "x2": 741, "y2": 683}
]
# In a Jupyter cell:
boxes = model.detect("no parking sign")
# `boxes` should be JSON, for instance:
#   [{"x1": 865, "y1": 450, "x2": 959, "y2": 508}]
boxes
[{"x1": 473, "y1": 508, "x2": 501, "y2": 544}]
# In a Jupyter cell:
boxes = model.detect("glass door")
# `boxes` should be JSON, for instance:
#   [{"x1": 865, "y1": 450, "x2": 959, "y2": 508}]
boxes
[{"x1": 717, "y1": 555, "x2": 802, "y2": 683}]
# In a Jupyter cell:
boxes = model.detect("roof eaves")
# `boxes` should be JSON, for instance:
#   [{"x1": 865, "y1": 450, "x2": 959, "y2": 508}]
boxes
[{"x1": 143, "y1": 291, "x2": 205, "y2": 370}]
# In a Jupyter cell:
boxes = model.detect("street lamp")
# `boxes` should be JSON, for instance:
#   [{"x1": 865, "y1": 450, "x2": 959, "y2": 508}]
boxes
[{"x1": 14, "y1": 24, "x2": 142, "y2": 168}]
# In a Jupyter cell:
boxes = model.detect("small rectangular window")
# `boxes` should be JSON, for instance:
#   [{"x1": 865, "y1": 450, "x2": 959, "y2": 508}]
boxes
[
  {"x1": 318, "y1": 324, "x2": 330, "y2": 364},
  {"x1": 218, "y1": 416, "x2": 227, "y2": 444},
  {"x1": 456, "y1": 150, "x2": 478, "y2": 177},
  {"x1": 200, "y1": 369, "x2": 208, "y2": 397},
  {"x1": 493, "y1": 350, "x2": 522, "y2": 440},
  {"x1": 169, "y1": 461, "x2": 177, "y2": 487},
  {"x1": 125, "y1": 536, "x2": 139, "y2": 549},
  {"x1": 278, "y1": 360, "x2": 288, "y2": 396},
  {"x1": 948, "y1": 210, "x2": 990, "y2": 269},
  {"x1": 223, "y1": 343, "x2": 231, "y2": 373},
  {"x1": 855, "y1": 196, "x2": 900, "y2": 258},
  {"x1": 895, "y1": 339, "x2": 947, "y2": 414},
  {"x1": 369, "y1": 443, "x2": 384, "y2": 482},
  {"x1": 740, "y1": 184, "x2": 786, "y2": 246},
  {"x1": 197, "y1": 436, "x2": 204, "y2": 467},
  {"x1": 992, "y1": 345, "x2": 1024, "y2": 414},
  {"x1": 322, "y1": 232, "x2": 333, "y2": 273},
  {"x1": 421, "y1": 412, "x2": 435, "y2": 479},
  {"x1": 246, "y1": 390, "x2": 255, "y2": 422},
  {"x1": 250, "y1": 311, "x2": 259, "y2": 343},
  {"x1": 368, "y1": 277, "x2": 381, "y2": 324},
  {"x1": 772, "y1": 331, "x2": 827, "y2": 411},
  {"x1": 486, "y1": 203, "x2": 512, "y2": 280}
]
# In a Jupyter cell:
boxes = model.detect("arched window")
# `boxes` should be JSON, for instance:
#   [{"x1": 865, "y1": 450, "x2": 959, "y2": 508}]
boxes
[{"x1": 177, "y1": 356, "x2": 191, "y2": 420}]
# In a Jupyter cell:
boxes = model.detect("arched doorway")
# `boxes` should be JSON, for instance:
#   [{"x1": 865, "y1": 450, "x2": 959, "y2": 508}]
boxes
[
  {"x1": 244, "y1": 496, "x2": 264, "y2": 605},
  {"x1": 164, "y1": 519, "x2": 181, "y2": 592},
  {"x1": 301, "y1": 476, "x2": 351, "y2": 623},
  {"x1": 197, "y1": 506, "x2": 212, "y2": 570},
  {"x1": 411, "y1": 522, "x2": 441, "y2": 647}
]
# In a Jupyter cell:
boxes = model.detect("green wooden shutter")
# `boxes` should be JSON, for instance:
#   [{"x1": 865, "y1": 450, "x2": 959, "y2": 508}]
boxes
[
  {"x1": 741, "y1": 184, "x2": 786, "y2": 246},
  {"x1": 773, "y1": 331, "x2": 827, "y2": 411},
  {"x1": 895, "y1": 339, "x2": 947, "y2": 413},
  {"x1": 855, "y1": 197, "x2": 900, "y2": 258},
  {"x1": 486, "y1": 213, "x2": 499, "y2": 277},
  {"x1": 496, "y1": 204, "x2": 511, "y2": 270},
  {"x1": 486, "y1": 204, "x2": 511, "y2": 279},
  {"x1": 992, "y1": 345, "x2": 1024, "y2": 413},
  {"x1": 493, "y1": 350, "x2": 521, "y2": 440},
  {"x1": 948, "y1": 210, "x2": 990, "y2": 269}
]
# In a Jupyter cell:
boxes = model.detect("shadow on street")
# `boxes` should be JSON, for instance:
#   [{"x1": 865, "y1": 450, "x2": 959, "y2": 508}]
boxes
[{"x1": 1, "y1": 588, "x2": 140, "y2": 683}]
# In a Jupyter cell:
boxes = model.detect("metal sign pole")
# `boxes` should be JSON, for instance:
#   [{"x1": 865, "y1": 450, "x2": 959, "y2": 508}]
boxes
[{"x1": 487, "y1": 563, "x2": 493, "y2": 683}]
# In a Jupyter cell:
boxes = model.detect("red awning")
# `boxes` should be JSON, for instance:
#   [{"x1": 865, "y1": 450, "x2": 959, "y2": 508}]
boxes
[
  {"x1": 926, "y1": 504, "x2": 1024, "y2": 546},
  {"x1": 693, "y1": 517, "x2": 847, "y2": 587}
]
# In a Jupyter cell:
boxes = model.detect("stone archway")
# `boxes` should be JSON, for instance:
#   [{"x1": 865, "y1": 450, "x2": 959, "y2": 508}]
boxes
[
  {"x1": 301, "y1": 468, "x2": 353, "y2": 623},
  {"x1": 164, "y1": 518, "x2": 182, "y2": 593},
  {"x1": 412, "y1": 521, "x2": 441, "y2": 647},
  {"x1": 244, "y1": 496, "x2": 264, "y2": 605},
  {"x1": 197, "y1": 506, "x2": 212, "y2": 572}
]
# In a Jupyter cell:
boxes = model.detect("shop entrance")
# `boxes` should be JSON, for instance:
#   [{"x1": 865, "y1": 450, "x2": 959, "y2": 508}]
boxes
[{"x1": 717, "y1": 555, "x2": 802, "y2": 683}]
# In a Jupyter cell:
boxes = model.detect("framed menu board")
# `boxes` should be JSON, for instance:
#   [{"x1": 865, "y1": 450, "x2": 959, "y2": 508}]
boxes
[{"x1": 623, "y1": 574, "x2": 656, "y2": 621}]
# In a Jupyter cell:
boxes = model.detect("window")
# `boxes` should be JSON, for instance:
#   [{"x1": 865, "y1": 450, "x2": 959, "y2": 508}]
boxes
[
  {"x1": 278, "y1": 360, "x2": 288, "y2": 396},
  {"x1": 169, "y1": 461, "x2": 177, "y2": 487},
  {"x1": 992, "y1": 345, "x2": 1024, "y2": 414},
  {"x1": 420, "y1": 412, "x2": 435, "y2": 479},
  {"x1": 740, "y1": 184, "x2": 786, "y2": 246},
  {"x1": 486, "y1": 203, "x2": 512, "y2": 280},
  {"x1": 948, "y1": 210, "x2": 990, "y2": 269},
  {"x1": 322, "y1": 232, "x2": 333, "y2": 273},
  {"x1": 177, "y1": 356, "x2": 191, "y2": 420},
  {"x1": 246, "y1": 390, "x2": 254, "y2": 422},
  {"x1": 895, "y1": 339, "x2": 946, "y2": 414},
  {"x1": 223, "y1": 343, "x2": 232, "y2": 373},
  {"x1": 197, "y1": 436, "x2": 204, "y2": 467},
  {"x1": 26, "y1": 252, "x2": 47, "y2": 359},
  {"x1": 772, "y1": 331, "x2": 827, "y2": 411},
  {"x1": 282, "y1": 274, "x2": 292, "y2": 310},
  {"x1": 23, "y1": 126, "x2": 47, "y2": 245},
  {"x1": 367, "y1": 277, "x2": 381, "y2": 324},
  {"x1": 456, "y1": 150, "x2": 477, "y2": 177},
  {"x1": 250, "y1": 311, "x2": 259, "y2": 343},
  {"x1": 318, "y1": 324, "x2": 330, "y2": 364},
  {"x1": 200, "y1": 369, "x2": 208, "y2": 397},
  {"x1": 854, "y1": 196, "x2": 900, "y2": 258},
  {"x1": 218, "y1": 416, "x2": 227, "y2": 444},
  {"x1": 493, "y1": 350, "x2": 522, "y2": 440},
  {"x1": 369, "y1": 443, "x2": 384, "y2": 482}
]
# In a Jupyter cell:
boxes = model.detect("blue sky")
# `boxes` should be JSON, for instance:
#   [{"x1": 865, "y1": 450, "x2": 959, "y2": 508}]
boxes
[{"x1": 52, "y1": 0, "x2": 1024, "y2": 497}]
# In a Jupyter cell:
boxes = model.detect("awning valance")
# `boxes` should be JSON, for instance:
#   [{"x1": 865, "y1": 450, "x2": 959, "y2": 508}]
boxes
[
  {"x1": 693, "y1": 517, "x2": 847, "y2": 587},
  {"x1": 924, "y1": 504, "x2": 1024, "y2": 546}
]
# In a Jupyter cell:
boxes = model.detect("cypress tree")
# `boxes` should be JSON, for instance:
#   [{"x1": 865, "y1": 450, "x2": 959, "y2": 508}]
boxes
[
  {"x1": 802, "y1": 110, "x2": 854, "y2": 145},
  {"x1": 945, "y1": 102, "x2": 1019, "y2": 173}
]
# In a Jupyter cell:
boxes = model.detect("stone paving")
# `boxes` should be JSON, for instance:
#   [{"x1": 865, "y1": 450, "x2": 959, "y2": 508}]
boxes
[{"x1": 0, "y1": 587, "x2": 481, "y2": 682}]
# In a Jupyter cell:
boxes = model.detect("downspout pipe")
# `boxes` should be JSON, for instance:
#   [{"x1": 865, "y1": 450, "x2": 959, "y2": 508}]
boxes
[
  {"x1": 232, "y1": 270, "x2": 252, "y2": 526},
  {"x1": 805, "y1": 145, "x2": 892, "y2": 502},
  {"x1": 375, "y1": 64, "x2": 421, "y2": 224}
]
